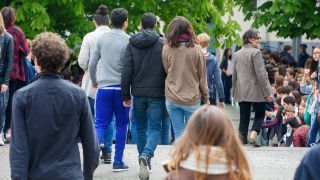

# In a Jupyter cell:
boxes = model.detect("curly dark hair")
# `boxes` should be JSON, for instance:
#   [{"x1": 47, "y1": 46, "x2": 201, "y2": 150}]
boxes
[
  {"x1": 166, "y1": 16, "x2": 198, "y2": 48},
  {"x1": 32, "y1": 32, "x2": 69, "y2": 72}
]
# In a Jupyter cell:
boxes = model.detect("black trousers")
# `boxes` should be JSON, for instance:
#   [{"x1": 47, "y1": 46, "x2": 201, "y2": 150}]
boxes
[
  {"x1": 4, "y1": 79, "x2": 26, "y2": 132},
  {"x1": 238, "y1": 101, "x2": 266, "y2": 144}
]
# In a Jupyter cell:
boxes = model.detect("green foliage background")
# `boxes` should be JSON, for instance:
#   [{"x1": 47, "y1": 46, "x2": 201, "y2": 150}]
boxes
[
  {"x1": 0, "y1": 0, "x2": 242, "y2": 55},
  {"x1": 235, "y1": 0, "x2": 320, "y2": 39}
]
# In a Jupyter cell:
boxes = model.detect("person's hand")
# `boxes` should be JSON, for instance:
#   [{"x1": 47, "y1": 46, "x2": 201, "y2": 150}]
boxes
[
  {"x1": 304, "y1": 69, "x2": 310, "y2": 77},
  {"x1": 311, "y1": 72, "x2": 317, "y2": 79},
  {"x1": 266, "y1": 95, "x2": 274, "y2": 102},
  {"x1": 92, "y1": 83, "x2": 98, "y2": 88},
  {"x1": 1, "y1": 84, "x2": 8, "y2": 93},
  {"x1": 283, "y1": 115, "x2": 288, "y2": 124},
  {"x1": 218, "y1": 102, "x2": 225, "y2": 109},
  {"x1": 123, "y1": 100, "x2": 131, "y2": 107},
  {"x1": 265, "y1": 111, "x2": 271, "y2": 117}
]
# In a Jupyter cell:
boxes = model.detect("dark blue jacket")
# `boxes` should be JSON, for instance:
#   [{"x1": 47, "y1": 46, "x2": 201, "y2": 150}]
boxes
[
  {"x1": 279, "y1": 51, "x2": 297, "y2": 67},
  {"x1": 298, "y1": 52, "x2": 310, "y2": 68},
  {"x1": 0, "y1": 31, "x2": 14, "y2": 85},
  {"x1": 10, "y1": 72, "x2": 99, "y2": 180},
  {"x1": 206, "y1": 53, "x2": 225, "y2": 102},
  {"x1": 294, "y1": 145, "x2": 320, "y2": 180}
]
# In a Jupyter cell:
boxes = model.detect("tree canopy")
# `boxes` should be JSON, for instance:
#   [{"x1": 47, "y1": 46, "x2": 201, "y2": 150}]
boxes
[
  {"x1": 1, "y1": 0, "x2": 242, "y2": 50},
  {"x1": 235, "y1": 0, "x2": 320, "y2": 39}
]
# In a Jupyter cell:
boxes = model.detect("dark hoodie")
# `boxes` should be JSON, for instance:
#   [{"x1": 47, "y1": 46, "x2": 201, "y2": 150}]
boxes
[{"x1": 121, "y1": 29, "x2": 165, "y2": 100}]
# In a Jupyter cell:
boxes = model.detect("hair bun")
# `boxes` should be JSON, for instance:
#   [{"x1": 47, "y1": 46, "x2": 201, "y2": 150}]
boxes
[{"x1": 96, "y1": 5, "x2": 108, "y2": 16}]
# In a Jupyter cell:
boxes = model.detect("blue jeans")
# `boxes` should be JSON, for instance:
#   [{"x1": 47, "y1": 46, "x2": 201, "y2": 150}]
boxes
[
  {"x1": 307, "y1": 115, "x2": 320, "y2": 146},
  {"x1": 88, "y1": 97, "x2": 114, "y2": 153},
  {"x1": 87, "y1": 97, "x2": 95, "y2": 118},
  {"x1": 95, "y1": 87, "x2": 129, "y2": 163},
  {"x1": 170, "y1": 120, "x2": 175, "y2": 142},
  {"x1": 130, "y1": 113, "x2": 137, "y2": 144},
  {"x1": 0, "y1": 91, "x2": 9, "y2": 132},
  {"x1": 134, "y1": 97, "x2": 166, "y2": 158},
  {"x1": 161, "y1": 113, "x2": 170, "y2": 145},
  {"x1": 166, "y1": 100, "x2": 200, "y2": 139},
  {"x1": 131, "y1": 109, "x2": 169, "y2": 145},
  {"x1": 209, "y1": 89, "x2": 217, "y2": 105}
]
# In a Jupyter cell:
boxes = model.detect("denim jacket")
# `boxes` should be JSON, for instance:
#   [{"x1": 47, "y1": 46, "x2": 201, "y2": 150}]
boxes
[
  {"x1": 0, "y1": 31, "x2": 14, "y2": 85},
  {"x1": 206, "y1": 53, "x2": 225, "y2": 102},
  {"x1": 300, "y1": 83, "x2": 312, "y2": 95}
]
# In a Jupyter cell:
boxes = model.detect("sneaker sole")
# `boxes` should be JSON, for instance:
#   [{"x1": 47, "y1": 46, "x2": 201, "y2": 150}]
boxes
[
  {"x1": 139, "y1": 157, "x2": 149, "y2": 180},
  {"x1": 103, "y1": 160, "x2": 111, "y2": 164},
  {"x1": 99, "y1": 159, "x2": 111, "y2": 164},
  {"x1": 112, "y1": 168, "x2": 129, "y2": 172}
]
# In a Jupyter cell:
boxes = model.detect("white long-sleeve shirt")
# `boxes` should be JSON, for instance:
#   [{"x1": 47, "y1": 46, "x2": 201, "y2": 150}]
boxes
[{"x1": 78, "y1": 26, "x2": 111, "y2": 98}]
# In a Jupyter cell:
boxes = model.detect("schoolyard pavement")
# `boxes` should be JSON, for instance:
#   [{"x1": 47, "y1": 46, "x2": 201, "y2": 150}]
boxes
[{"x1": 0, "y1": 105, "x2": 309, "y2": 179}]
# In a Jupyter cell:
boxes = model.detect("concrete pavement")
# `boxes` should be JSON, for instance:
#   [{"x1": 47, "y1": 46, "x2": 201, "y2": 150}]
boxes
[
  {"x1": 0, "y1": 105, "x2": 309, "y2": 179},
  {"x1": 0, "y1": 144, "x2": 308, "y2": 180}
]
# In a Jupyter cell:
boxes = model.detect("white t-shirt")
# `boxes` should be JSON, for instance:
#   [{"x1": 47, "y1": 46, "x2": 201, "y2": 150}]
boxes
[{"x1": 226, "y1": 60, "x2": 233, "y2": 76}]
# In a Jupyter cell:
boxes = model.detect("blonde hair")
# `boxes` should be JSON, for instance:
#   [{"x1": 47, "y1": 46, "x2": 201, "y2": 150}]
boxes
[
  {"x1": 197, "y1": 33, "x2": 210, "y2": 48},
  {"x1": 0, "y1": 13, "x2": 5, "y2": 34},
  {"x1": 167, "y1": 105, "x2": 252, "y2": 180}
]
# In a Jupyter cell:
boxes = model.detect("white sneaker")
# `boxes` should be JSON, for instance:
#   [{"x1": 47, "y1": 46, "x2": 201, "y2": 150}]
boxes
[
  {"x1": 139, "y1": 156, "x2": 150, "y2": 180},
  {"x1": 0, "y1": 134, "x2": 4, "y2": 146}
]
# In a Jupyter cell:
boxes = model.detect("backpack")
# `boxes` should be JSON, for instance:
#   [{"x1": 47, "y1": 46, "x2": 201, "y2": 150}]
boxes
[{"x1": 23, "y1": 57, "x2": 36, "y2": 83}]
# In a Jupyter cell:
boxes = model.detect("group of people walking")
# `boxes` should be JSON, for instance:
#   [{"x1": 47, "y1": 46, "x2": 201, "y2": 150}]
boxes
[
  {"x1": 2, "y1": 3, "x2": 320, "y2": 180},
  {"x1": 0, "y1": 7, "x2": 30, "y2": 146},
  {"x1": 77, "y1": 5, "x2": 229, "y2": 179}
]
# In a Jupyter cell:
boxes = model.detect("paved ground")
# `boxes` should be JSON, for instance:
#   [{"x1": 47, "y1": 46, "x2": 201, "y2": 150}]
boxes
[{"x1": 0, "y1": 105, "x2": 309, "y2": 179}]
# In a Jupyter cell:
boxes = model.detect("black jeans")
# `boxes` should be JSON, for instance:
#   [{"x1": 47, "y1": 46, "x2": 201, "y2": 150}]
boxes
[
  {"x1": 238, "y1": 101, "x2": 266, "y2": 144},
  {"x1": 4, "y1": 79, "x2": 26, "y2": 132},
  {"x1": 223, "y1": 76, "x2": 232, "y2": 103}
]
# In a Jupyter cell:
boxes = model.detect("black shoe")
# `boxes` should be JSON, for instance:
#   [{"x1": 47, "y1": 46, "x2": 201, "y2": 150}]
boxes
[
  {"x1": 102, "y1": 151, "x2": 112, "y2": 164},
  {"x1": 147, "y1": 156, "x2": 152, "y2": 172},
  {"x1": 139, "y1": 156, "x2": 150, "y2": 180},
  {"x1": 225, "y1": 101, "x2": 232, "y2": 104},
  {"x1": 112, "y1": 162, "x2": 129, "y2": 172}
]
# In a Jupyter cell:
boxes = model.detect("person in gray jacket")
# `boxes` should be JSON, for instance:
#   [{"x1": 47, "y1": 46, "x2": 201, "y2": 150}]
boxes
[
  {"x1": 0, "y1": 13, "x2": 13, "y2": 146},
  {"x1": 89, "y1": 8, "x2": 130, "y2": 171},
  {"x1": 232, "y1": 29, "x2": 273, "y2": 147},
  {"x1": 10, "y1": 32, "x2": 99, "y2": 180}
]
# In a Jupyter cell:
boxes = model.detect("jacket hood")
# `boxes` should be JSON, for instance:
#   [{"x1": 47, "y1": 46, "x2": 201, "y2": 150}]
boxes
[{"x1": 129, "y1": 29, "x2": 160, "y2": 49}]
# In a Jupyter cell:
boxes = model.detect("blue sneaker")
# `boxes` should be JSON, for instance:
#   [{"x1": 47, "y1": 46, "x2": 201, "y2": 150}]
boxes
[{"x1": 112, "y1": 162, "x2": 129, "y2": 172}]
